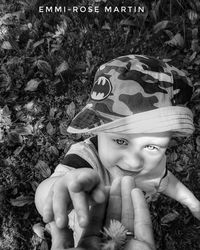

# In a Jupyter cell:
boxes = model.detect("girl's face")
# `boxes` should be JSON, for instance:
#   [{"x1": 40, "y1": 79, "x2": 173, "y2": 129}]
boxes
[{"x1": 98, "y1": 132, "x2": 171, "y2": 178}]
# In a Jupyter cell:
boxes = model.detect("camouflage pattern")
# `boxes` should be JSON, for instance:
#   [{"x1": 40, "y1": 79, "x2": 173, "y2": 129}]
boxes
[{"x1": 68, "y1": 55, "x2": 193, "y2": 132}]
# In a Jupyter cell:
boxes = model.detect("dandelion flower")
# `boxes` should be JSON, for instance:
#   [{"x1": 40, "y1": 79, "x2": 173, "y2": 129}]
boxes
[{"x1": 101, "y1": 220, "x2": 128, "y2": 250}]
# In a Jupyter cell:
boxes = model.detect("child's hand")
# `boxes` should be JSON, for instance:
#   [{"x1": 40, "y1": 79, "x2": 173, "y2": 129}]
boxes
[{"x1": 42, "y1": 168, "x2": 106, "y2": 229}]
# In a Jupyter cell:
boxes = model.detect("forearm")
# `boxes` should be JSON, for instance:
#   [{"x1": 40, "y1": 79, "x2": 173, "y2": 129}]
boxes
[
  {"x1": 35, "y1": 176, "x2": 61, "y2": 216},
  {"x1": 162, "y1": 171, "x2": 199, "y2": 209}
]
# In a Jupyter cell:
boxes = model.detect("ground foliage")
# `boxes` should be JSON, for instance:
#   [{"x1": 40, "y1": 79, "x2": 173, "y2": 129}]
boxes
[{"x1": 0, "y1": 0, "x2": 200, "y2": 249}]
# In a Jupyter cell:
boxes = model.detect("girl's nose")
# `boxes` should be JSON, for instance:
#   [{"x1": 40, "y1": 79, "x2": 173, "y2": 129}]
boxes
[{"x1": 123, "y1": 152, "x2": 143, "y2": 171}]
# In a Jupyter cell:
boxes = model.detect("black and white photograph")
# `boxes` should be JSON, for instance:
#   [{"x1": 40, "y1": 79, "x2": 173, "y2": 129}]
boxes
[{"x1": 0, "y1": 0, "x2": 200, "y2": 249}]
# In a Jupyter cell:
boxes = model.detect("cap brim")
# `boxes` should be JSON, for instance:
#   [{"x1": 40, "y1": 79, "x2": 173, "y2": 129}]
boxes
[{"x1": 67, "y1": 106, "x2": 194, "y2": 137}]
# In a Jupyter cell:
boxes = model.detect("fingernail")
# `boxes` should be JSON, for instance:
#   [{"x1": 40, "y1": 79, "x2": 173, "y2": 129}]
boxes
[{"x1": 43, "y1": 211, "x2": 51, "y2": 223}]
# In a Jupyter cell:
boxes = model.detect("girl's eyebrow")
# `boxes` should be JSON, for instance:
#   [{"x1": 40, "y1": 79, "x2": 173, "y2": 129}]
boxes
[
  {"x1": 145, "y1": 141, "x2": 169, "y2": 148},
  {"x1": 111, "y1": 136, "x2": 128, "y2": 140}
]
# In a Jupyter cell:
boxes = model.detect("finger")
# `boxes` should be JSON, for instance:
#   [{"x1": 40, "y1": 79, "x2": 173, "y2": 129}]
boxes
[
  {"x1": 70, "y1": 191, "x2": 89, "y2": 228},
  {"x1": 105, "y1": 177, "x2": 122, "y2": 227},
  {"x1": 81, "y1": 189, "x2": 109, "y2": 238},
  {"x1": 49, "y1": 221, "x2": 74, "y2": 249},
  {"x1": 52, "y1": 179, "x2": 71, "y2": 228},
  {"x1": 78, "y1": 192, "x2": 108, "y2": 250},
  {"x1": 131, "y1": 188, "x2": 155, "y2": 249},
  {"x1": 124, "y1": 238, "x2": 153, "y2": 250},
  {"x1": 91, "y1": 182, "x2": 106, "y2": 203},
  {"x1": 121, "y1": 176, "x2": 135, "y2": 232},
  {"x1": 43, "y1": 186, "x2": 54, "y2": 223},
  {"x1": 69, "y1": 169, "x2": 101, "y2": 193}
]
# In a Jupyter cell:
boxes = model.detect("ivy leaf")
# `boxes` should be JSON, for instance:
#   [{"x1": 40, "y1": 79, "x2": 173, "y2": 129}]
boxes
[
  {"x1": 8, "y1": 131, "x2": 22, "y2": 145},
  {"x1": 10, "y1": 195, "x2": 33, "y2": 207},
  {"x1": 46, "y1": 122, "x2": 54, "y2": 135},
  {"x1": 15, "y1": 124, "x2": 33, "y2": 135},
  {"x1": 174, "y1": 161, "x2": 184, "y2": 172},
  {"x1": 165, "y1": 33, "x2": 184, "y2": 47},
  {"x1": 170, "y1": 151, "x2": 178, "y2": 162},
  {"x1": 34, "y1": 60, "x2": 52, "y2": 75},
  {"x1": 66, "y1": 102, "x2": 76, "y2": 118},
  {"x1": 25, "y1": 79, "x2": 40, "y2": 91},
  {"x1": 14, "y1": 145, "x2": 25, "y2": 156},
  {"x1": 48, "y1": 145, "x2": 59, "y2": 156},
  {"x1": 2, "y1": 105, "x2": 11, "y2": 116},
  {"x1": 187, "y1": 10, "x2": 198, "y2": 25},
  {"x1": 102, "y1": 21, "x2": 111, "y2": 30},
  {"x1": 32, "y1": 223, "x2": 45, "y2": 239},
  {"x1": 1, "y1": 41, "x2": 12, "y2": 50},
  {"x1": 55, "y1": 60, "x2": 69, "y2": 75},
  {"x1": 59, "y1": 121, "x2": 68, "y2": 136},
  {"x1": 161, "y1": 211, "x2": 179, "y2": 224},
  {"x1": 33, "y1": 39, "x2": 44, "y2": 48},
  {"x1": 153, "y1": 20, "x2": 169, "y2": 33},
  {"x1": 35, "y1": 160, "x2": 51, "y2": 178}
]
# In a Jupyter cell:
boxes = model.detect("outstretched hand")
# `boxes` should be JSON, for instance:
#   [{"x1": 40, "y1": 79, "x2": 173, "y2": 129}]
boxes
[
  {"x1": 42, "y1": 168, "x2": 106, "y2": 228},
  {"x1": 52, "y1": 176, "x2": 155, "y2": 250}
]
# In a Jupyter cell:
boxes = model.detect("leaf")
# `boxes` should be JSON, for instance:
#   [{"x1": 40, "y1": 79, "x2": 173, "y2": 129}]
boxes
[
  {"x1": 24, "y1": 101, "x2": 34, "y2": 110},
  {"x1": 191, "y1": 39, "x2": 199, "y2": 52},
  {"x1": 174, "y1": 161, "x2": 184, "y2": 172},
  {"x1": 164, "y1": 29, "x2": 174, "y2": 39},
  {"x1": 33, "y1": 39, "x2": 44, "y2": 48},
  {"x1": 150, "y1": 0, "x2": 161, "y2": 22},
  {"x1": 35, "y1": 160, "x2": 51, "y2": 178},
  {"x1": 2, "y1": 105, "x2": 11, "y2": 116},
  {"x1": 170, "y1": 151, "x2": 178, "y2": 162},
  {"x1": 25, "y1": 79, "x2": 40, "y2": 91},
  {"x1": 66, "y1": 102, "x2": 76, "y2": 118},
  {"x1": 162, "y1": 58, "x2": 172, "y2": 63},
  {"x1": 31, "y1": 180, "x2": 39, "y2": 191},
  {"x1": 86, "y1": 50, "x2": 93, "y2": 67},
  {"x1": 59, "y1": 122, "x2": 68, "y2": 136},
  {"x1": 46, "y1": 122, "x2": 54, "y2": 135},
  {"x1": 49, "y1": 107, "x2": 56, "y2": 118},
  {"x1": 187, "y1": 10, "x2": 198, "y2": 24},
  {"x1": 32, "y1": 223, "x2": 45, "y2": 239},
  {"x1": 14, "y1": 145, "x2": 25, "y2": 156},
  {"x1": 15, "y1": 124, "x2": 33, "y2": 135},
  {"x1": 102, "y1": 21, "x2": 111, "y2": 30},
  {"x1": 10, "y1": 195, "x2": 33, "y2": 207},
  {"x1": 55, "y1": 61, "x2": 69, "y2": 75},
  {"x1": 1, "y1": 41, "x2": 12, "y2": 49},
  {"x1": 8, "y1": 131, "x2": 22, "y2": 144},
  {"x1": 165, "y1": 33, "x2": 184, "y2": 47},
  {"x1": 161, "y1": 211, "x2": 179, "y2": 224},
  {"x1": 0, "y1": 128, "x2": 4, "y2": 142},
  {"x1": 34, "y1": 60, "x2": 52, "y2": 75},
  {"x1": 189, "y1": 51, "x2": 197, "y2": 62},
  {"x1": 153, "y1": 20, "x2": 169, "y2": 33},
  {"x1": 39, "y1": 240, "x2": 49, "y2": 250},
  {"x1": 48, "y1": 145, "x2": 59, "y2": 156}
]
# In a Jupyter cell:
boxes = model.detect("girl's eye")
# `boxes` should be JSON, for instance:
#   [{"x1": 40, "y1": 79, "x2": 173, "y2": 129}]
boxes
[
  {"x1": 145, "y1": 145, "x2": 158, "y2": 151},
  {"x1": 113, "y1": 139, "x2": 128, "y2": 146}
]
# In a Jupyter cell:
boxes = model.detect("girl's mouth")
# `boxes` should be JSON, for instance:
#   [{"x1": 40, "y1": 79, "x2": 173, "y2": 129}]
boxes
[{"x1": 116, "y1": 165, "x2": 143, "y2": 176}]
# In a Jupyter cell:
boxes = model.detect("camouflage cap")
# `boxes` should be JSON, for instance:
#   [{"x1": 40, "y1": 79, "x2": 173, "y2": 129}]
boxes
[{"x1": 67, "y1": 55, "x2": 194, "y2": 136}]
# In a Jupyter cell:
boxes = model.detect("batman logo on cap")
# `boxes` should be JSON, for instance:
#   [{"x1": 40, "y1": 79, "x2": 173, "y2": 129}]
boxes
[{"x1": 91, "y1": 76, "x2": 112, "y2": 101}]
